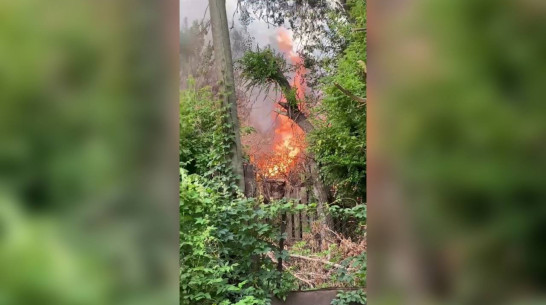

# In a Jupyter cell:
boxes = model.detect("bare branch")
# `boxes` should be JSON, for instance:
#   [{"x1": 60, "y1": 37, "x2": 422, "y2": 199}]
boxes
[
  {"x1": 274, "y1": 109, "x2": 288, "y2": 116},
  {"x1": 289, "y1": 254, "x2": 345, "y2": 269},
  {"x1": 334, "y1": 83, "x2": 366, "y2": 104},
  {"x1": 278, "y1": 101, "x2": 290, "y2": 110},
  {"x1": 266, "y1": 252, "x2": 315, "y2": 288},
  {"x1": 290, "y1": 271, "x2": 315, "y2": 288}
]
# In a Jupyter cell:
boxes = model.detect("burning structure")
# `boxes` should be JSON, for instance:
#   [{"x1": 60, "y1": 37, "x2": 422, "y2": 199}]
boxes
[
  {"x1": 246, "y1": 28, "x2": 308, "y2": 184},
  {"x1": 237, "y1": 28, "x2": 364, "y2": 289},
  {"x1": 239, "y1": 26, "x2": 334, "y2": 246},
  {"x1": 239, "y1": 28, "x2": 327, "y2": 245}
]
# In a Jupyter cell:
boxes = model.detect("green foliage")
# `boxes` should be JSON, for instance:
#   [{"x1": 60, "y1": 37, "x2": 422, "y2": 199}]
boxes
[
  {"x1": 1, "y1": 1, "x2": 174, "y2": 303},
  {"x1": 236, "y1": 0, "x2": 349, "y2": 87},
  {"x1": 285, "y1": 203, "x2": 365, "y2": 290},
  {"x1": 310, "y1": 2, "x2": 367, "y2": 296},
  {"x1": 310, "y1": 0, "x2": 366, "y2": 202},
  {"x1": 241, "y1": 126, "x2": 257, "y2": 135},
  {"x1": 331, "y1": 290, "x2": 367, "y2": 305},
  {"x1": 329, "y1": 203, "x2": 366, "y2": 237},
  {"x1": 333, "y1": 252, "x2": 367, "y2": 288},
  {"x1": 180, "y1": 79, "x2": 240, "y2": 192},
  {"x1": 180, "y1": 84, "x2": 300, "y2": 304},
  {"x1": 181, "y1": 1, "x2": 368, "y2": 302},
  {"x1": 180, "y1": 171, "x2": 299, "y2": 304},
  {"x1": 237, "y1": 48, "x2": 290, "y2": 93}
]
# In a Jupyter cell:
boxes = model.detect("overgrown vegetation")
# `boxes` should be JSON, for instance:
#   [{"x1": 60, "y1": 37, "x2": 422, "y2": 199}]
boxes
[
  {"x1": 310, "y1": 0, "x2": 367, "y2": 203},
  {"x1": 180, "y1": 0, "x2": 366, "y2": 304},
  {"x1": 238, "y1": 48, "x2": 290, "y2": 91},
  {"x1": 179, "y1": 80, "x2": 241, "y2": 186},
  {"x1": 235, "y1": 0, "x2": 352, "y2": 87},
  {"x1": 316, "y1": 4, "x2": 367, "y2": 300},
  {"x1": 331, "y1": 290, "x2": 367, "y2": 305},
  {"x1": 180, "y1": 79, "x2": 366, "y2": 304},
  {"x1": 180, "y1": 83, "x2": 297, "y2": 304},
  {"x1": 180, "y1": 170, "x2": 296, "y2": 305}
]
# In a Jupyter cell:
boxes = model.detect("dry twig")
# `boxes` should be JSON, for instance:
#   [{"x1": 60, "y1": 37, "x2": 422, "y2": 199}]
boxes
[
  {"x1": 289, "y1": 254, "x2": 344, "y2": 269},
  {"x1": 267, "y1": 252, "x2": 315, "y2": 288}
]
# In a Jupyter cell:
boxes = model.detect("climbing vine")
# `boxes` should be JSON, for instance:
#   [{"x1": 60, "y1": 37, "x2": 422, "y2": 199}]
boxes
[{"x1": 180, "y1": 82, "x2": 299, "y2": 304}]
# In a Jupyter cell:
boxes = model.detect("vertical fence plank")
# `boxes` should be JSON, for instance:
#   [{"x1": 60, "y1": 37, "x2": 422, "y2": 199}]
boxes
[
  {"x1": 286, "y1": 213, "x2": 293, "y2": 243},
  {"x1": 301, "y1": 208, "x2": 308, "y2": 236},
  {"x1": 300, "y1": 187, "x2": 309, "y2": 237},
  {"x1": 278, "y1": 212, "x2": 287, "y2": 272},
  {"x1": 294, "y1": 210, "x2": 301, "y2": 240}
]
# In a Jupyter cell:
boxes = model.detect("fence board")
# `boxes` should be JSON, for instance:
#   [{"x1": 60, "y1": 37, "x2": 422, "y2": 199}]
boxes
[
  {"x1": 286, "y1": 213, "x2": 293, "y2": 242},
  {"x1": 294, "y1": 211, "x2": 301, "y2": 240}
]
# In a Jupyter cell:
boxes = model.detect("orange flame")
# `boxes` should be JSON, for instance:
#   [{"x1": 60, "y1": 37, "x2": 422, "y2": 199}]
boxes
[{"x1": 256, "y1": 28, "x2": 307, "y2": 179}]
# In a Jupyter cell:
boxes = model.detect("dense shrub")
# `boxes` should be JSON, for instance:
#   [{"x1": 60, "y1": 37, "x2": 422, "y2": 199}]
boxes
[
  {"x1": 180, "y1": 84, "x2": 296, "y2": 304},
  {"x1": 180, "y1": 170, "x2": 297, "y2": 305},
  {"x1": 310, "y1": 0, "x2": 366, "y2": 203},
  {"x1": 313, "y1": 2, "x2": 367, "y2": 303},
  {"x1": 180, "y1": 80, "x2": 231, "y2": 180}
]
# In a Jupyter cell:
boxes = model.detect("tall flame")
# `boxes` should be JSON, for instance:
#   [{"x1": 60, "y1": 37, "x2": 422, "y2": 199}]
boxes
[{"x1": 257, "y1": 28, "x2": 307, "y2": 179}]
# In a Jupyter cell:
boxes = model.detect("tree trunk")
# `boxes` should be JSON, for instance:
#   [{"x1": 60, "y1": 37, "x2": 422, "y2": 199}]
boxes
[
  {"x1": 308, "y1": 158, "x2": 334, "y2": 248},
  {"x1": 209, "y1": 0, "x2": 245, "y2": 192}
]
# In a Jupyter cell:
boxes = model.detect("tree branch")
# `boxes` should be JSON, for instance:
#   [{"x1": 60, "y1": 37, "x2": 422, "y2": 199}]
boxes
[
  {"x1": 277, "y1": 101, "x2": 314, "y2": 134},
  {"x1": 334, "y1": 83, "x2": 366, "y2": 104},
  {"x1": 274, "y1": 109, "x2": 288, "y2": 116},
  {"x1": 266, "y1": 252, "x2": 315, "y2": 288},
  {"x1": 290, "y1": 271, "x2": 315, "y2": 288},
  {"x1": 278, "y1": 101, "x2": 290, "y2": 110},
  {"x1": 289, "y1": 254, "x2": 345, "y2": 269}
]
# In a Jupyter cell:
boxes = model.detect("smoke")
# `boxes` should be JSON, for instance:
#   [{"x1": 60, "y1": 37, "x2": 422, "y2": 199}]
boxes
[{"x1": 179, "y1": 0, "x2": 307, "y2": 169}]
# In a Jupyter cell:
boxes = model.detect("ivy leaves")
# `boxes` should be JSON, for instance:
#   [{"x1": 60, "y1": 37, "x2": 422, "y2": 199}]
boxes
[
  {"x1": 180, "y1": 170, "x2": 293, "y2": 304},
  {"x1": 180, "y1": 79, "x2": 240, "y2": 192},
  {"x1": 180, "y1": 83, "x2": 299, "y2": 304}
]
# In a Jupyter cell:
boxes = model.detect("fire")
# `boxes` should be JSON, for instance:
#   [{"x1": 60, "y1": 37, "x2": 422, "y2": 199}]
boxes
[
  {"x1": 261, "y1": 116, "x2": 304, "y2": 178},
  {"x1": 256, "y1": 28, "x2": 307, "y2": 179}
]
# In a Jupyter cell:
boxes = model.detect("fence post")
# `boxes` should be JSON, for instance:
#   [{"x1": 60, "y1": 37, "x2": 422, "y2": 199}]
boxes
[
  {"x1": 294, "y1": 209, "x2": 301, "y2": 240},
  {"x1": 278, "y1": 212, "x2": 287, "y2": 273}
]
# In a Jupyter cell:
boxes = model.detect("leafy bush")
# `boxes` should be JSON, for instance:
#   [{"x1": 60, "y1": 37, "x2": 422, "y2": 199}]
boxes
[
  {"x1": 180, "y1": 171, "x2": 297, "y2": 304},
  {"x1": 331, "y1": 290, "x2": 366, "y2": 305},
  {"x1": 180, "y1": 83, "x2": 297, "y2": 304},
  {"x1": 310, "y1": 3, "x2": 367, "y2": 294},
  {"x1": 180, "y1": 80, "x2": 230, "y2": 179},
  {"x1": 312, "y1": 2, "x2": 367, "y2": 298},
  {"x1": 310, "y1": 0, "x2": 366, "y2": 202},
  {"x1": 333, "y1": 251, "x2": 367, "y2": 288},
  {"x1": 330, "y1": 203, "x2": 366, "y2": 237},
  {"x1": 328, "y1": 199, "x2": 366, "y2": 291}
]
